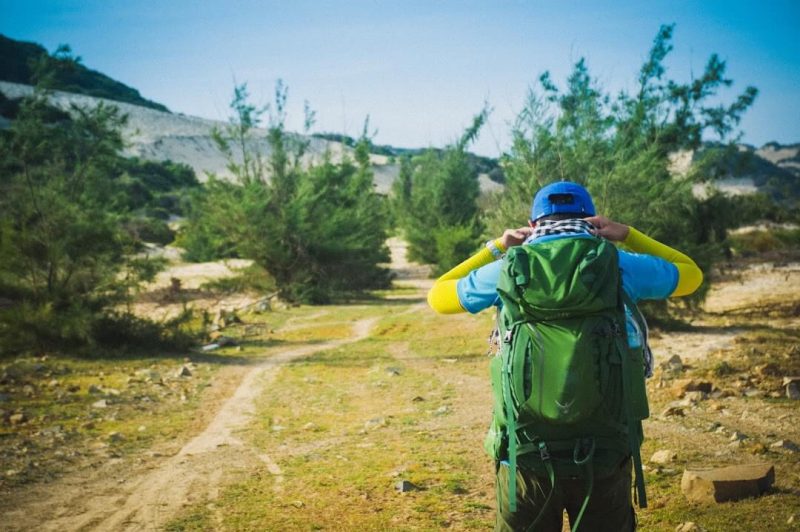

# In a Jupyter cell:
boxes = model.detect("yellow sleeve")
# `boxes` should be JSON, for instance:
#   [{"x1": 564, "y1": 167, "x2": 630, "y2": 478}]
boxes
[
  {"x1": 427, "y1": 239, "x2": 505, "y2": 314},
  {"x1": 623, "y1": 227, "x2": 703, "y2": 297}
]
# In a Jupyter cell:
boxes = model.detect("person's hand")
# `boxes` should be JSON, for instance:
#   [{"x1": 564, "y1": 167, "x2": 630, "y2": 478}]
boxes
[
  {"x1": 585, "y1": 215, "x2": 630, "y2": 242},
  {"x1": 499, "y1": 226, "x2": 534, "y2": 250}
]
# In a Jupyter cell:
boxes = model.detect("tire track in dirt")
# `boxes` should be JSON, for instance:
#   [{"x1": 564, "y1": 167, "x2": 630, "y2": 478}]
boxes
[{"x1": 7, "y1": 317, "x2": 378, "y2": 532}]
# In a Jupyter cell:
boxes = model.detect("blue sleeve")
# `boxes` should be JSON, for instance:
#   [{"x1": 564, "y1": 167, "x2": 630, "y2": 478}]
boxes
[
  {"x1": 618, "y1": 250, "x2": 679, "y2": 302},
  {"x1": 456, "y1": 259, "x2": 502, "y2": 313}
]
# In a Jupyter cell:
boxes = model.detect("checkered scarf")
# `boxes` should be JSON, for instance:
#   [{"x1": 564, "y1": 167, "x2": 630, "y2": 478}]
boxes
[{"x1": 530, "y1": 218, "x2": 595, "y2": 241}]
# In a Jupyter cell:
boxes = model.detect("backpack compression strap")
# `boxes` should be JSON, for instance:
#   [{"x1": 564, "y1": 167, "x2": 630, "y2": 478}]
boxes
[
  {"x1": 616, "y1": 292, "x2": 648, "y2": 508},
  {"x1": 501, "y1": 324, "x2": 519, "y2": 512}
]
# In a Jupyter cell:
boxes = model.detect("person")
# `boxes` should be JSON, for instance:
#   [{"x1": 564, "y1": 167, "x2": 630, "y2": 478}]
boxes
[{"x1": 427, "y1": 181, "x2": 702, "y2": 531}]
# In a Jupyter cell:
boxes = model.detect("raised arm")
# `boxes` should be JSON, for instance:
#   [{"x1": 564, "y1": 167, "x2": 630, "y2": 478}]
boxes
[
  {"x1": 586, "y1": 216, "x2": 703, "y2": 297},
  {"x1": 427, "y1": 227, "x2": 532, "y2": 314}
]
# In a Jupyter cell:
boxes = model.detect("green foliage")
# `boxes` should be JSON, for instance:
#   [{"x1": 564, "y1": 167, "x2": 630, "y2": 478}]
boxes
[
  {"x1": 311, "y1": 132, "x2": 506, "y2": 182},
  {"x1": 392, "y1": 107, "x2": 489, "y2": 274},
  {"x1": 0, "y1": 88, "x2": 181, "y2": 354},
  {"x1": 486, "y1": 25, "x2": 759, "y2": 303},
  {"x1": 182, "y1": 82, "x2": 391, "y2": 303},
  {"x1": 0, "y1": 34, "x2": 169, "y2": 112}
]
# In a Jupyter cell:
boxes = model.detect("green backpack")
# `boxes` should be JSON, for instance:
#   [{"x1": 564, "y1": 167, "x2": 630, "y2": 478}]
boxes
[{"x1": 486, "y1": 235, "x2": 649, "y2": 525}]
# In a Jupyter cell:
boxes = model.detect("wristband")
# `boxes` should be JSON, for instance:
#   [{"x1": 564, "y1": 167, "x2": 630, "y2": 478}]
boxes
[{"x1": 485, "y1": 239, "x2": 504, "y2": 259}]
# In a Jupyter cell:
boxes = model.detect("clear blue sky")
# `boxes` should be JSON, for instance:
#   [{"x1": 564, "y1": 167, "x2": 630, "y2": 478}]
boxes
[{"x1": 3, "y1": 0, "x2": 799, "y2": 156}]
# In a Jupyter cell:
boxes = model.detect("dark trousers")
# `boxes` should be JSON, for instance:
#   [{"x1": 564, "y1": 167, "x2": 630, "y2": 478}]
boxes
[{"x1": 495, "y1": 458, "x2": 635, "y2": 531}]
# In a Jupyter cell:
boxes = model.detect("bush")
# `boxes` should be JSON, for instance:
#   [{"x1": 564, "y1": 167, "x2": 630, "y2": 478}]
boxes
[
  {"x1": 391, "y1": 107, "x2": 489, "y2": 273},
  {"x1": 181, "y1": 82, "x2": 391, "y2": 303}
]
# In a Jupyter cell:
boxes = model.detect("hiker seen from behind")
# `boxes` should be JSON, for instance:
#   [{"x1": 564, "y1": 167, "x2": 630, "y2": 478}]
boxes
[{"x1": 427, "y1": 181, "x2": 703, "y2": 531}]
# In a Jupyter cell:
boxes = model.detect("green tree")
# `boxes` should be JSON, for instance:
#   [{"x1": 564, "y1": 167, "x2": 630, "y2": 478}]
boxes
[
  {"x1": 487, "y1": 24, "x2": 758, "y2": 303},
  {"x1": 182, "y1": 82, "x2": 391, "y2": 303},
  {"x1": 0, "y1": 91, "x2": 168, "y2": 353},
  {"x1": 392, "y1": 107, "x2": 489, "y2": 275}
]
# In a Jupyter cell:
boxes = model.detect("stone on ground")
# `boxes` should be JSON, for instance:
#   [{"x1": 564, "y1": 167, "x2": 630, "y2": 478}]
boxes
[
  {"x1": 680, "y1": 463, "x2": 775, "y2": 503},
  {"x1": 650, "y1": 449, "x2": 677, "y2": 464},
  {"x1": 671, "y1": 379, "x2": 713, "y2": 398},
  {"x1": 396, "y1": 480, "x2": 421, "y2": 492},
  {"x1": 675, "y1": 522, "x2": 706, "y2": 532},
  {"x1": 770, "y1": 439, "x2": 799, "y2": 452},
  {"x1": 787, "y1": 382, "x2": 800, "y2": 400}
]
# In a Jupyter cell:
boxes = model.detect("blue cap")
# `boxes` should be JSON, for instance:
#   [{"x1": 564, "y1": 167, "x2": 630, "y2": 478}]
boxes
[{"x1": 530, "y1": 181, "x2": 596, "y2": 221}]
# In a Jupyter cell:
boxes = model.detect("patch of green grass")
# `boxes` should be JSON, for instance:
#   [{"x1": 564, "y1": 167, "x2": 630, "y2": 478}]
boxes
[
  {"x1": 0, "y1": 350, "x2": 239, "y2": 489},
  {"x1": 170, "y1": 300, "x2": 497, "y2": 530}
]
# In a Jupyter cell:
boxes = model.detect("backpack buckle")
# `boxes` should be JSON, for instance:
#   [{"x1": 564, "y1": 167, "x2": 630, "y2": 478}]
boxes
[{"x1": 538, "y1": 441, "x2": 550, "y2": 461}]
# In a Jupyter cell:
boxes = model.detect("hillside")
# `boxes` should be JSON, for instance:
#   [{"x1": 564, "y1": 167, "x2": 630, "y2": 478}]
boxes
[
  {"x1": 0, "y1": 34, "x2": 168, "y2": 112},
  {"x1": 0, "y1": 81, "x2": 502, "y2": 194}
]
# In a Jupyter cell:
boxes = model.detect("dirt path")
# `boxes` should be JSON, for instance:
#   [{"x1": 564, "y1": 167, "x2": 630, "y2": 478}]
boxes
[{"x1": 3, "y1": 318, "x2": 377, "y2": 532}]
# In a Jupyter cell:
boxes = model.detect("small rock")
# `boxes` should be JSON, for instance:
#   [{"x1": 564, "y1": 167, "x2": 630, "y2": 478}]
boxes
[
  {"x1": 675, "y1": 522, "x2": 705, "y2": 532},
  {"x1": 364, "y1": 417, "x2": 387, "y2": 430},
  {"x1": 665, "y1": 354, "x2": 684, "y2": 372},
  {"x1": 386, "y1": 367, "x2": 401, "y2": 377},
  {"x1": 91, "y1": 399, "x2": 108, "y2": 409},
  {"x1": 108, "y1": 431, "x2": 125, "y2": 442},
  {"x1": 396, "y1": 480, "x2": 421, "y2": 492},
  {"x1": 433, "y1": 405, "x2": 449, "y2": 416},
  {"x1": 441, "y1": 358, "x2": 457, "y2": 364},
  {"x1": 661, "y1": 406, "x2": 685, "y2": 418},
  {"x1": 730, "y1": 431, "x2": 747, "y2": 442},
  {"x1": 216, "y1": 336, "x2": 237, "y2": 347},
  {"x1": 788, "y1": 514, "x2": 796, "y2": 525},
  {"x1": 138, "y1": 425, "x2": 147, "y2": 432},
  {"x1": 706, "y1": 421, "x2": 721, "y2": 432},
  {"x1": 176, "y1": 366, "x2": 192, "y2": 378},
  {"x1": 684, "y1": 391, "x2": 707, "y2": 402},
  {"x1": 672, "y1": 379, "x2": 713, "y2": 398},
  {"x1": 290, "y1": 500, "x2": 304, "y2": 508},
  {"x1": 770, "y1": 440, "x2": 800, "y2": 452},
  {"x1": 9, "y1": 412, "x2": 27, "y2": 425},
  {"x1": 88, "y1": 384, "x2": 103, "y2": 394},
  {"x1": 47, "y1": 379, "x2": 59, "y2": 388},
  {"x1": 303, "y1": 422, "x2": 317, "y2": 431},
  {"x1": 742, "y1": 387, "x2": 764, "y2": 398},
  {"x1": 650, "y1": 450, "x2": 677, "y2": 464},
  {"x1": 680, "y1": 463, "x2": 775, "y2": 503},
  {"x1": 104, "y1": 388, "x2": 121, "y2": 397},
  {"x1": 787, "y1": 382, "x2": 800, "y2": 400}
]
